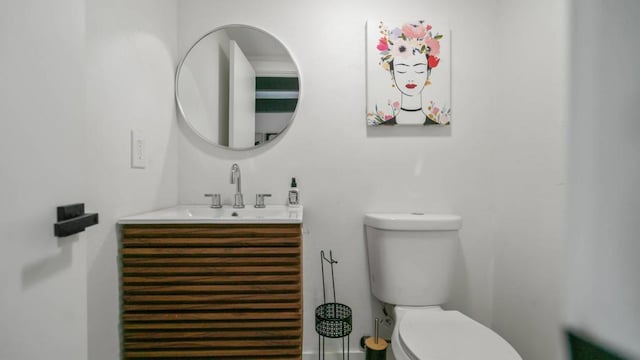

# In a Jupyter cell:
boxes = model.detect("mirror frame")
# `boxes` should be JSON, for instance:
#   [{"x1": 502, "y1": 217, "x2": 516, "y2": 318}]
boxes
[{"x1": 175, "y1": 24, "x2": 301, "y2": 151}]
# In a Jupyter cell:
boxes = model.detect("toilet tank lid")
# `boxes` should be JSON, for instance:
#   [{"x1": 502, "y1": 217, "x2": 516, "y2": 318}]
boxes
[{"x1": 364, "y1": 213, "x2": 462, "y2": 231}]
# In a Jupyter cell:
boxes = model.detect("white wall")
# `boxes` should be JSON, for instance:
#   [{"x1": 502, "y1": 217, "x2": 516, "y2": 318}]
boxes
[
  {"x1": 0, "y1": 1, "x2": 575, "y2": 359},
  {"x1": 177, "y1": 1, "x2": 567, "y2": 358},
  {"x1": 491, "y1": 1, "x2": 568, "y2": 359},
  {"x1": 85, "y1": 1, "x2": 179, "y2": 359},
  {"x1": 0, "y1": 1, "x2": 88, "y2": 359},
  {"x1": 566, "y1": 0, "x2": 640, "y2": 357}
]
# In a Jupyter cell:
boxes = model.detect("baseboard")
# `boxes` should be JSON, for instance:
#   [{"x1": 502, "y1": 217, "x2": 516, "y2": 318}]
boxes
[{"x1": 303, "y1": 350, "x2": 366, "y2": 360}]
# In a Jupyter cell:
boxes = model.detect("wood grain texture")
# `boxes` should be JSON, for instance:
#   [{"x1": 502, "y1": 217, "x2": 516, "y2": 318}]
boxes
[{"x1": 120, "y1": 224, "x2": 303, "y2": 359}]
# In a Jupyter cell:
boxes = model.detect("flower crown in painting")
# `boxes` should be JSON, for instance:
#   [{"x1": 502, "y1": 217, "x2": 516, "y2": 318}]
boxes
[{"x1": 376, "y1": 20, "x2": 443, "y2": 75}]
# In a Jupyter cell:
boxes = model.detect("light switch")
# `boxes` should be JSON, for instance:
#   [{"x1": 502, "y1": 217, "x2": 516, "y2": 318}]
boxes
[{"x1": 131, "y1": 129, "x2": 146, "y2": 169}]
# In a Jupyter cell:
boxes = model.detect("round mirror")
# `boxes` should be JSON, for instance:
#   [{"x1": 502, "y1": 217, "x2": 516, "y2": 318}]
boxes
[{"x1": 176, "y1": 25, "x2": 300, "y2": 150}]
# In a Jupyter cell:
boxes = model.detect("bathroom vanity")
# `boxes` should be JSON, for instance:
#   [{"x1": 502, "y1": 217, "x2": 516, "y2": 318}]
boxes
[{"x1": 118, "y1": 205, "x2": 303, "y2": 359}]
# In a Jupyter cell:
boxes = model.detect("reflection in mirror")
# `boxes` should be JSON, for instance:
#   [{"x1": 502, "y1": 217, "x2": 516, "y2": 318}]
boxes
[{"x1": 176, "y1": 25, "x2": 300, "y2": 150}]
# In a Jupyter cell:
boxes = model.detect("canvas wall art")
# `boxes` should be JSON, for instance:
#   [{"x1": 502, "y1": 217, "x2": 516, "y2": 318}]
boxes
[{"x1": 367, "y1": 19, "x2": 451, "y2": 126}]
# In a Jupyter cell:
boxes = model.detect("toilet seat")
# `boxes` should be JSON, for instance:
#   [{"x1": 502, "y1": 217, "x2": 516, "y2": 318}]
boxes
[{"x1": 397, "y1": 308, "x2": 521, "y2": 360}]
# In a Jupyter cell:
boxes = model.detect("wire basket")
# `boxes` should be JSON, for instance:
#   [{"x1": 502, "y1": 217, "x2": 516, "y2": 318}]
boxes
[{"x1": 315, "y1": 302, "x2": 353, "y2": 338}]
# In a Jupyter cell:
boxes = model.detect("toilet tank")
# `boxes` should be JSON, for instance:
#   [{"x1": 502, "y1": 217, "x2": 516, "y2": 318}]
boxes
[{"x1": 364, "y1": 213, "x2": 462, "y2": 306}]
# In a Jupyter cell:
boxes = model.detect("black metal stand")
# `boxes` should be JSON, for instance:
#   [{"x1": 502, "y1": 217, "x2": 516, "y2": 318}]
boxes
[{"x1": 315, "y1": 250, "x2": 352, "y2": 360}]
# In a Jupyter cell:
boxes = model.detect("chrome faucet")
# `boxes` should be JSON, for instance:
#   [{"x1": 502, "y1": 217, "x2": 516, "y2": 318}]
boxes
[{"x1": 230, "y1": 163, "x2": 244, "y2": 208}]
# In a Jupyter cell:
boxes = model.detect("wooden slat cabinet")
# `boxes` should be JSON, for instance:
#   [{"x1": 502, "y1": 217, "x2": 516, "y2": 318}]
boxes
[{"x1": 119, "y1": 224, "x2": 303, "y2": 359}]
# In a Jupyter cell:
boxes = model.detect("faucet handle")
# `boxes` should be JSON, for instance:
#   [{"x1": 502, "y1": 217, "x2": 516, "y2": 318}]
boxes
[
  {"x1": 204, "y1": 193, "x2": 222, "y2": 208},
  {"x1": 254, "y1": 194, "x2": 272, "y2": 208}
]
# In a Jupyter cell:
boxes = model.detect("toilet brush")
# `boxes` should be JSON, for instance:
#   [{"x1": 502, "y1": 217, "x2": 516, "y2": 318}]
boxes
[{"x1": 364, "y1": 318, "x2": 388, "y2": 360}]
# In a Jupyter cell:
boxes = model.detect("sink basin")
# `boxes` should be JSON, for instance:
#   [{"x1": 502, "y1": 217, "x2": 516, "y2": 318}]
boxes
[{"x1": 118, "y1": 205, "x2": 303, "y2": 224}]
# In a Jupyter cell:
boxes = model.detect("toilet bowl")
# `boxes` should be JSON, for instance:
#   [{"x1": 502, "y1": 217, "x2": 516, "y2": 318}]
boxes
[
  {"x1": 364, "y1": 212, "x2": 522, "y2": 360},
  {"x1": 391, "y1": 306, "x2": 521, "y2": 360}
]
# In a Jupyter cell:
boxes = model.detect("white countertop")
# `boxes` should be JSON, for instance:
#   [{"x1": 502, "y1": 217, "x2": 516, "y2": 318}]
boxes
[{"x1": 118, "y1": 204, "x2": 303, "y2": 224}]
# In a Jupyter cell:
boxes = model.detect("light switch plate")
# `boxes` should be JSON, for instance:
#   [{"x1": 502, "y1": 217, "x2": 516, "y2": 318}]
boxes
[{"x1": 131, "y1": 129, "x2": 146, "y2": 169}]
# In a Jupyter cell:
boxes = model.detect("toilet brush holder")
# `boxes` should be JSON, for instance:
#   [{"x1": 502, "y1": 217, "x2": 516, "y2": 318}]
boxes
[
  {"x1": 364, "y1": 318, "x2": 387, "y2": 360},
  {"x1": 364, "y1": 337, "x2": 387, "y2": 360}
]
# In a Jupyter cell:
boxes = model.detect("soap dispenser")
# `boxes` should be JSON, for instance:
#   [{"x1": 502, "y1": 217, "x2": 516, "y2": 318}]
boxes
[{"x1": 287, "y1": 177, "x2": 300, "y2": 207}]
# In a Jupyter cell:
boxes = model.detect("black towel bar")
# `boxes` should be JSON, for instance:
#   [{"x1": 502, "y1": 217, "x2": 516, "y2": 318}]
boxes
[{"x1": 54, "y1": 203, "x2": 99, "y2": 237}]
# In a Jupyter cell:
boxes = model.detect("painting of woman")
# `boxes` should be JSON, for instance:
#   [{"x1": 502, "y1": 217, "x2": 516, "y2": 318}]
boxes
[{"x1": 367, "y1": 20, "x2": 451, "y2": 126}]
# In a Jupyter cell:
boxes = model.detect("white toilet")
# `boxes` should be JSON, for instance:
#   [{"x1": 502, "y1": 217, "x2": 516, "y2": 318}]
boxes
[{"x1": 364, "y1": 213, "x2": 522, "y2": 360}]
